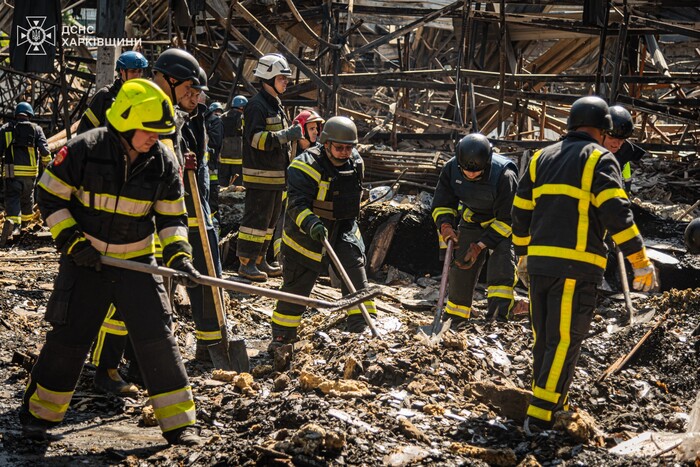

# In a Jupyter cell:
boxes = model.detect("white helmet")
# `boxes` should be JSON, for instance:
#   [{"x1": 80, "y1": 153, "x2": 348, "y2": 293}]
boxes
[{"x1": 254, "y1": 53, "x2": 292, "y2": 80}]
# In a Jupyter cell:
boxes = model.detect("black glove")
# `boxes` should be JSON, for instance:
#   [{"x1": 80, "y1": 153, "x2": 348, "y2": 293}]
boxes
[
  {"x1": 309, "y1": 222, "x2": 328, "y2": 242},
  {"x1": 169, "y1": 256, "x2": 201, "y2": 288},
  {"x1": 69, "y1": 238, "x2": 102, "y2": 271}
]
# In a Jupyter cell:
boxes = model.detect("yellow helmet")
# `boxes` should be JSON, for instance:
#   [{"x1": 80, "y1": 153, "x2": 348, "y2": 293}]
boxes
[{"x1": 106, "y1": 79, "x2": 175, "y2": 134}]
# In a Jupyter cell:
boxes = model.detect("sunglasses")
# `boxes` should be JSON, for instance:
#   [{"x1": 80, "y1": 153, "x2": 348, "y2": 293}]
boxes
[{"x1": 330, "y1": 142, "x2": 355, "y2": 153}]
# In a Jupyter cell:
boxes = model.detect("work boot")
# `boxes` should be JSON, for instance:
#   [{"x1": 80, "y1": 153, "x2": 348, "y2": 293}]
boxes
[
  {"x1": 164, "y1": 426, "x2": 204, "y2": 446},
  {"x1": 238, "y1": 261, "x2": 267, "y2": 282},
  {"x1": 0, "y1": 219, "x2": 14, "y2": 247},
  {"x1": 346, "y1": 314, "x2": 374, "y2": 333},
  {"x1": 195, "y1": 340, "x2": 214, "y2": 365},
  {"x1": 94, "y1": 368, "x2": 139, "y2": 397},
  {"x1": 20, "y1": 407, "x2": 54, "y2": 442},
  {"x1": 125, "y1": 361, "x2": 144, "y2": 386},
  {"x1": 258, "y1": 259, "x2": 282, "y2": 278},
  {"x1": 268, "y1": 326, "x2": 298, "y2": 354},
  {"x1": 447, "y1": 315, "x2": 469, "y2": 330}
]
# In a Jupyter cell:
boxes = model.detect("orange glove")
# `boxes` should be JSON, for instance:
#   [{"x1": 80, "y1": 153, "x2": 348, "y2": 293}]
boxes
[
  {"x1": 455, "y1": 242, "x2": 485, "y2": 269},
  {"x1": 440, "y1": 223, "x2": 458, "y2": 243}
]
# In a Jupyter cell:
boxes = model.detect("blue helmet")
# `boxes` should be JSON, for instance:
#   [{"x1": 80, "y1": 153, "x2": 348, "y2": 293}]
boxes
[
  {"x1": 209, "y1": 102, "x2": 224, "y2": 113},
  {"x1": 116, "y1": 51, "x2": 149, "y2": 71},
  {"x1": 15, "y1": 102, "x2": 34, "y2": 117},
  {"x1": 232, "y1": 95, "x2": 248, "y2": 108}
]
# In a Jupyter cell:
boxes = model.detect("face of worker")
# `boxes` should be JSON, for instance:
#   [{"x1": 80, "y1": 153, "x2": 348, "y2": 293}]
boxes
[
  {"x1": 179, "y1": 88, "x2": 201, "y2": 113},
  {"x1": 306, "y1": 122, "x2": 320, "y2": 143},
  {"x1": 131, "y1": 130, "x2": 160, "y2": 153},
  {"x1": 326, "y1": 141, "x2": 354, "y2": 166},
  {"x1": 273, "y1": 75, "x2": 288, "y2": 94},
  {"x1": 603, "y1": 135, "x2": 625, "y2": 154},
  {"x1": 120, "y1": 69, "x2": 145, "y2": 82},
  {"x1": 461, "y1": 168, "x2": 484, "y2": 181}
]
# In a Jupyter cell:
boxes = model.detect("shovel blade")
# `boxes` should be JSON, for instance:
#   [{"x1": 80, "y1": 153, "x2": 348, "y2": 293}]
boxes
[
  {"x1": 208, "y1": 341, "x2": 235, "y2": 371},
  {"x1": 208, "y1": 339, "x2": 250, "y2": 373}
]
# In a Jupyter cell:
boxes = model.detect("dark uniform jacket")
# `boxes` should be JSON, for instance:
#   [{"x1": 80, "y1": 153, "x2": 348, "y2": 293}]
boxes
[
  {"x1": 512, "y1": 131, "x2": 645, "y2": 283},
  {"x1": 432, "y1": 154, "x2": 518, "y2": 250},
  {"x1": 77, "y1": 80, "x2": 122, "y2": 134},
  {"x1": 0, "y1": 120, "x2": 51, "y2": 178},
  {"x1": 37, "y1": 127, "x2": 191, "y2": 266},
  {"x1": 182, "y1": 103, "x2": 213, "y2": 230},
  {"x1": 242, "y1": 88, "x2": 289, "y2": 190},
  {"x1": 204, "y1": 112, "x2": 223, "y2": 167},
  {"x1": 283, "y1": 145, "x2": 364, "y2": 272},
  {"x1": 220, "y1": 110, "x2": 243, "y2": 165}
]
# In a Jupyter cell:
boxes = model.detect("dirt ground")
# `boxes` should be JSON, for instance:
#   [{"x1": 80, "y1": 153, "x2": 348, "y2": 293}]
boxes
[{"x1": 0, "y1": 212, "x2": 698, "y2": 466}]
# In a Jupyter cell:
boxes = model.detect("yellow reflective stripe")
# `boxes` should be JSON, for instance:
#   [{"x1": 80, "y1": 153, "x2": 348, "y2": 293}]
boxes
[
  {"x1": 154, "y1": 198, "x2": 187, "y2": 216},
  {"x1": 73, "y1": 189, "x2": 153, "y2": 217},
  {"x1": 346, "y1": 300, "x2": 377, "y2": 316},
  {"x1": 490, "y1": 220, "x2": 512, "y2": 238},
  {"x1": 273, "y1": 237, "x2": 282, "y2": 257},
  {"x1": 546, "y1": 278, "x2": 575, "y2": 395},
  {"x1": 317, "y1": 180, "x2": 330, "y2": 201},
  {"x1": 527, "y1": 245, "x2": 607, "y2": 269},
  {"x1": 513, "y1": 195, "x2": 534, "y2": 210},
  {"x1": 295, "y1": 208, "x2": 313, "y2": 228},
  {"x1": 512, "y1": 234, "x2": 530, "y2": 247},
  {"x1": 45, "y1": 209, "x2": 77, "y2": 240},
  {"x1": 29, "y1": 384, "x2": 73, "y2": 423},
  {"x1": 187, "y1": 217, "x2": 199, "y2": 228},
  {"x1": 622, "y1": 161, "x2": 632, "y2": 180},
  {"x1": 84, "y1": 232, "x2": 155, "y2": 258},
  {"x1": 239, "y1": 232, "x2": 265, "y2": 243},
  {"x1": 612, "y1": 224, "x2": 640, "y2": 246},
  {"x1": 242, "y1": 168, "x2": 286, "y2": 185},
  {"x1": 85, "y1": 108, "x2": 100, "y2": 128},
  {"x1": 533, "y1": 385, "x2": 561, "y2": 404},
  {"x1": 101, "y1": 319, "x2": 127, "y2": 335},
  {"x1": 251, "y1": 131, "x2": 268, "y2": 150},
  {"x1": 219, "y1": 156, "x2": 242, "y2": 164},
  {"x1": 21, "y1": 213, "x2": 34, "y2": 222},
  {"x1": 282, "y1": 231, "x2": 322, "y2": 262},
  {"x1": 271, "y1": 311, "x2": 302, "y2": 327},
  {"x1": 462, "y1": 207, "x2": 475, "y2": 222},
  {"x1": 265, "y1": 228, "x2": 274, "y2": 241},
  {"x1": 444, "y1": 300, "x2": 470, "y2": 319},
  {"x1": 592, "y1": 188, "x2": 627, "y2": 207},
  {"x1": 159, "y1": 226, "x2": 188, "y2": 247},
  {"x1": 14, "y1": 166, "x2": 39, "y2": 176},
  {"x1": 28, "y1": 146, "x2": 36, "y2": 167},
  {"x1": 196, "y1": 329, "x2": 222, "y2": 341},
  {"x1": 38, "y1": 170, "x2": 75, "y2": 201},
  {"x1": 529, "y1": 150, "x2": 542, "y2": 183},
  {"x1": 487, "y1": 285, "x2": 514, "y2": 300},
  {"x1": 431, "y1": 207, "x2": 458, "y2": 223},
  {"x1": 4, "y1": 132, "x2": 10, "y2": 146},
  {"x1": 150, "y1": 386, "x2": 196, "y2": 432},
  {"x1": 532, "y1": 184, "x2": 587, "y2": 202},
  {"x1": 576, "y1": 150, "x2": 601, "y2": 251},
  {"x1": 527, "y1": 405, "x2": 552, "y2": 422},
  {"x1": 289, "y1": 160, "x2": 321, "y2": 183}
]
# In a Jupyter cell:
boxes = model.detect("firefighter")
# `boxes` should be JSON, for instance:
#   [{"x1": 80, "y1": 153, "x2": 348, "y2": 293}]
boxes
[
  {"x1": 0, "y1": 102, "x2": 51, "y2": 246},
  {"x1": 685, "y1": 218, "x2": 700, "y2": 255},
  {"x1": 237, "y1": 53, "x2": 303, "y2": 281},
  {"x1": 219, "y1": 95, "x2": 247, "y2": 187},
  {"x1": 205, "y1": 102, "x2": 224, "y2": 224},
  {"x1": 431, "y1": 133, "x2": 519, "y2": 324},
  {"x1": 601, "y1": 105, "x2": 646, "y2": 192},
  {"x1": 512, "y1": 95, "x2": 658, "y2": 432},
  {"x1": 77, "y1": 50, "x2": 149, "y2": 134},
  {"x1": 178, "y1": 68, "x2": 225, "y2": 363},
  {"x1": 21, "y1": 79, "x2": 203, "y2": 446},
  {"x1": 270, "y1": 116, "x2": 377, "y2": 350}
]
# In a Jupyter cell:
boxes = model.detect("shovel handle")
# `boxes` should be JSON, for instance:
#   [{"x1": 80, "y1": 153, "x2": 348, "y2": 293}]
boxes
[
  {"x1": 616, "y1": 246, "x2": 635, "y2": 325},
  {"x1": 322, "y1": 237, "x2": 381, "y2": 338},
  {"x1": 430, "y1": 239, "x2": 454, "y2": 335}
]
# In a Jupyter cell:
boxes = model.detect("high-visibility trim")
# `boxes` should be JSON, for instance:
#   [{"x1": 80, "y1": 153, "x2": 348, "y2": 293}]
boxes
[
  {"x1": 101, "y1": 318, "x2": 127, "y2": 335},
  {"x1": 273, "y1": 237, "x2": 282, "y2": 257},
  {"x1": 85, "y1": 108, "x2": 100, "y2": 128},
  {"x1": 166, "y1": 251, "x2": 192, "y2": 267},
  {"x1": 92, "y1": 304, "x2": 123, "y2": 365},
  {"x1": 290, "y1": 160, "x2": 321, "y2": 184},
  {"x1": 239, "y1": 226, "x2": 266, "y2": 244},
  {"x1": 545, "y1": 278, "x2": 575, "y2": 393},
  {"x1": 271, "y1": 310, "x2": 303, "y2": 327},
  {"x1": 242, "y1": 167, "x2": 286, "y2": 185},
  {"x1": 187, "y1": 218, "x2": 199, "y2": 228},
  {"x1": 317, "y1": 180, "x2": 330, "y2": 201},
  {"x1": 575, "y1": 149, "x2": 602, "y2": 251},
  {"x1": 219, "y1": 156, "x2": 242, "y2": 165},
  {"x1": 347, "y1": 300, "x2": 377, "y2": 316},
  {"x1": 14, "y1": 166, "x2": 39, "y2": 177},
  {"x1": 150, "y1": 386, "x2": 196, "y2": 432},
  {"x1": 612, "y1": 224, "x2": 640, "y2": 246},
  {"x1": 295, "y1": 209, "x2": 313, "y2": 228},
  {"x1": 28, "y1": 383, "x2": 73, "y2": 423},
  {"x1": 528, "y1": 245, "x2": 607, "y2": 269},
  {"x1": 462, "y1": 207, "x2": 475, "y2": 223},
  {"x1": 444, "y1": 300, "x2": 470, "y2": 319},
  {"x1": 282, "y1": 231, "x2": 322, "y2": 262},
  {"x1": 487, "y1": 285, "x2": 514, "y2": 300},
  {"x1": 45, "y1": 209, "x2": 77, "y2": 239},
  {"x1": 159, "y1": 226, "x2": 188, "y2": 247},
  {"x1": 526, "y1": 404, "x2": 552, "y2": 422},
  {"x1": 38, "y1": 170, "x2": 75, "y2": 201},
  {"x1": 154, "y1": 198, "x2": 187, "y2": 216},
  {"x1": 532, "y1": 184, "x2": 587, "y2": 202},
  {"x1": 431, "y1": 207, "x2": 458, "y2": 223},
  {"x1": 251, "y1": 131, "x2": 269, "y2": 150},
  {"x1": 513, "y1": 195, "x2": 534, "y2": 210},
  {"x1": 84, "y1": 232, "x2": 155, "y2": 258},
  {"x1": 7, "y1": 215, "x2": 21, "y2": 224},
  {"x1": 489, "y1": 220, "x2": 512, "y2": 238},
  {"x1": 592, "y1": 188, "x2": 627, "y2": 207},
  {"x1": 21, "y1": 213, "x2": 33, "y2": 222},
  {"x1": 528, "y1": 150, "x2": 542, "y2": 183},
  {"x1": 533, "y1": 385, "x2": 561, "y2": 404},
  {"x1": 622, "y1": 161, "x2": 632, "y2": 181},
  {"x1": 265, "y1": 229, "x2": 274, "y2": 241},
  {"x1": 512, "y1": 234, "x2": 530, "y2": 247},
  {"x1": 74, "y1": 189, "x2": 153, "y2": 217},
  {"x1": 196, "y1": 329, "x2": 223, "y2": 341}
]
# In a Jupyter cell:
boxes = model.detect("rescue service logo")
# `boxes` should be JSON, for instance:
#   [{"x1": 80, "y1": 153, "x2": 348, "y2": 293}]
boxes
[{"x1": 16, "y1": 16, "x2": 55, "y2": 56}]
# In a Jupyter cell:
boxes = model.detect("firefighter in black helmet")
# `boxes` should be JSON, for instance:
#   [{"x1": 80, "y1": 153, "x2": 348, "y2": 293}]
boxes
[
  {"x1": 513, "y1": 95, "x2": 657, "y2": 432},
  {"x1": 431, "y1": 133, "x2": 519, "y2": 325},
  {"x1": 602, "y1": 105, "x2": 646, "y2": 192}
]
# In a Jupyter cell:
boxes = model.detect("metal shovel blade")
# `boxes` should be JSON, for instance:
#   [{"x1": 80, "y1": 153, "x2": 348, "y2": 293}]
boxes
[{"x1": 208, "y1": 339, "x2": 250, "y2": 373}]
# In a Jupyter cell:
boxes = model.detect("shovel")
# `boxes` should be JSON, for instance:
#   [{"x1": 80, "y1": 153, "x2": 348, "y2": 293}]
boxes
[
  {"x1": 186, "y1": 169, "x2": 248, "y2": 373},
  {"x1": 419, "y1": 239, "x2": 453, "y2": 336},
  {"x1": 616, "y1": 246, "x2": 636, "y2": 325},
  {"x1": 321, "y1": 237, "x2": 381, "y2": 339}
]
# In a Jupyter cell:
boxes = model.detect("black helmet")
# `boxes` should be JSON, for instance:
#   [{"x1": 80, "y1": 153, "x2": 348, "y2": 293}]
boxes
[
  {"x1": 456, "y1": 133, "x2": 492, "y2": 172},
  {"x1": 192, "y1": 67, "x2": 209, "y2": 91},
  {"x1": 608, "y1": 105, "x2": 634, "y2": 139},
  {"x1": 319, "y1": 116, "x2": 358, "y2": 144},
  {"x1": 153, "y1": 48, "x2": 200, "y2": 84},
  {"x1": 567, "y1": 96, "x2": 613, "y2": 131},
  {"x1": 685, "y1": 218, "x2": 700, "y2": 255}
]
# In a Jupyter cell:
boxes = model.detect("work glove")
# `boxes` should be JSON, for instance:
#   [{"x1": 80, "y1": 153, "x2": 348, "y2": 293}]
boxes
[
  {"x1": 627, "y1": 250, "x2": 658, "y2": 292},
  {"x1": 516, "y1": 256, "x2": 529, "y2": 288},
  {"x1": 169, "y1": 256, "x2": 201, "y2": 288},
  {"x1": 69, "y1": 238, "x2": 102, "y2": 271},
  {"x1": 274, "y1": 124, "x2": 303, "y2": 144},
  {"x1": 440, "y1": 223, "x2": 458, "y2": 243},
  {"x1": 184, "y1": 151, "x2": 197, "y2": 171},
  {"x1": 309, "y1": 222, "x2": 328, "y2": 242},
  {"x1": 455, "y1": 242, "x2": 485, "y2": 270}
]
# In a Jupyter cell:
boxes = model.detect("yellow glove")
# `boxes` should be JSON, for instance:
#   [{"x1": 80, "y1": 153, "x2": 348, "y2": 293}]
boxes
[
  {"x1": 627, "y1": 250, "x2": 658, "y2": 292},
  {"x1": 517, "y1": 256, "x2": 529, "y2": 288}
]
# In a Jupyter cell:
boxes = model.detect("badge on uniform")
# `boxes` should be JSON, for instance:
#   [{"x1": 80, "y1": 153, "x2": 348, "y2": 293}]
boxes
[{"x1": 54, "y1": 146, "x2": 69, "y2": 166}]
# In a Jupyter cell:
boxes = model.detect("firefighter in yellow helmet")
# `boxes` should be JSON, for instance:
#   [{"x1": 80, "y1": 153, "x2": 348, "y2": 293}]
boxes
[{"x1": 21, "y1": 79, "x2": 203, "y2": 446}]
